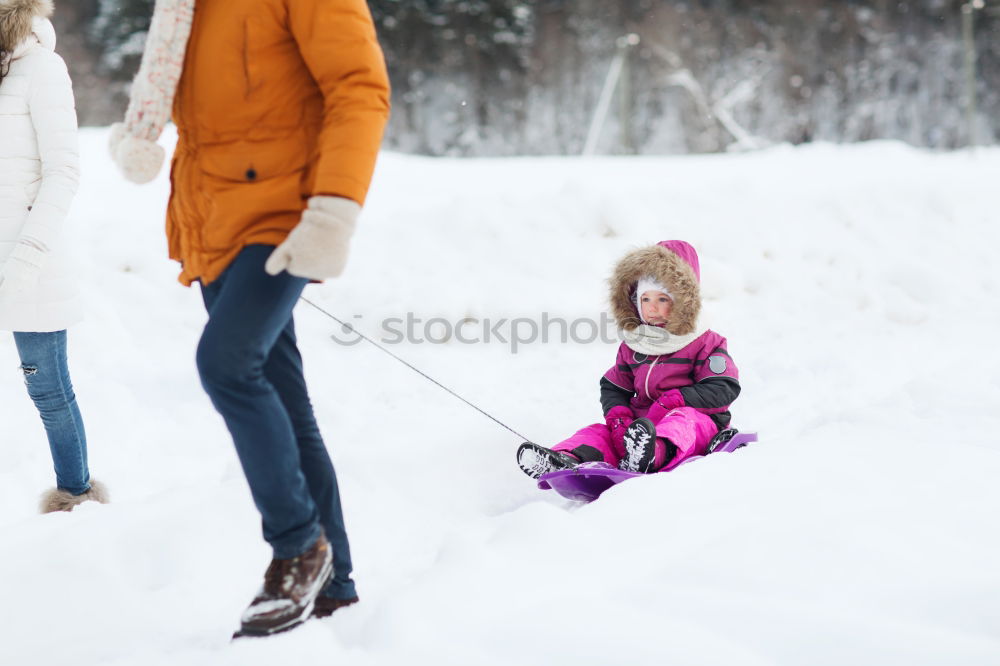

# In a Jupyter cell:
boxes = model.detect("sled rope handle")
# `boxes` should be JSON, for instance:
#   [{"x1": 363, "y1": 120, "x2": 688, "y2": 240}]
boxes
[{"x1": 301, "y1": 297, "x2": 532, "y2": 442}]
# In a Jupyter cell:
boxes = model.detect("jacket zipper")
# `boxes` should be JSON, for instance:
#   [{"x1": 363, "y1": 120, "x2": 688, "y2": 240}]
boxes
[{"x1": 644, "y1": 357, "x2": 659, "y2": 403}]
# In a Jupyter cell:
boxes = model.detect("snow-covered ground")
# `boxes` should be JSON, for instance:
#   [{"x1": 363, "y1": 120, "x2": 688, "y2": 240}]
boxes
[{"x1": 1, "y1": 129, "x2": 998, "y2": 665}]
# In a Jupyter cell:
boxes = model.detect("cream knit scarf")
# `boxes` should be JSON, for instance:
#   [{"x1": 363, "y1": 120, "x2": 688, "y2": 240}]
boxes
[
  {"x1": 109, "y1": 0, "x2": 195, "y2": 184},
  {"x1": 622, "y1": 321, "x2": 707, "y2": 356}
]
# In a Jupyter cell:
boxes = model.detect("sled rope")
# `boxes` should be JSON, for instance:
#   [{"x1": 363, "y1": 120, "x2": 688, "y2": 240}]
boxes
[{"x1": 301, "y1": 297, "x2": 531, "y2": 442}]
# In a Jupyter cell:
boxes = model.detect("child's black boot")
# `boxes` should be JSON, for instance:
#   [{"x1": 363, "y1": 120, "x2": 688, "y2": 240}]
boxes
[
  {"x1": 517, "y1": 442, "x2": 580, "y2": 479},
  {"x1": 620, "y1": 418, "x2": 676, "y2": 473}
]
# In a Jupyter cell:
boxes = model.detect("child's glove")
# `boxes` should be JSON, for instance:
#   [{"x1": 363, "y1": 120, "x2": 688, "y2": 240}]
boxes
[
  {"x1": 605, "y1": 405, "x2": 634, "y2": 453},
  {"x1": 0, "y1": 240, "x2": 45, "y2": 299},
  {"x1": 265, "y1": 196, "x2": 360, "y2": 280},
  {"x1": 645, "y1": 389, "x2": 685, "y2": 424}
]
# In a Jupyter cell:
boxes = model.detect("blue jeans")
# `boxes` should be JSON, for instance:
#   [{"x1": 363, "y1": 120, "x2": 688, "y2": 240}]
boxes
[
  {"x1": 13, "y1": 330, "x2": 91, "y2": 495},
  {"x1": 196, "y1": 244, "x2": 356, "y2": 600}
]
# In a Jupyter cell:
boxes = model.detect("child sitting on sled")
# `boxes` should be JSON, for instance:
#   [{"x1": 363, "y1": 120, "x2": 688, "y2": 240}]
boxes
[{"x1": 517, "y1": 240, "x2": 741, "y2": 478}]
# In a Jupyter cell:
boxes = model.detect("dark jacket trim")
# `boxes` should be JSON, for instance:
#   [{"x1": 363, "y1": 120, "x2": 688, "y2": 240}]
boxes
[
  {"x1": 710, "y1": 412, "x2": 732, "y2": 429},
  {"x1": 570, "y1": 444, "x2": 605, "y2": 463},
  {"x1": 679, "y1": 376, "x2": 741, "y2": 409},
  {"x1": 600, "y1": 376, "x2": 634, "y2": 415}
]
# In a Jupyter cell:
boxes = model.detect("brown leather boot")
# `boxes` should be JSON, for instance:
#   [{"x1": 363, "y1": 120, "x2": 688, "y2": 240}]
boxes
[
  {"x1": 312, "y1": 594, "x2": 359, "y2": 618},
  {"x1": 236, "y1": 534, "x2": 333, "y2": 637}
]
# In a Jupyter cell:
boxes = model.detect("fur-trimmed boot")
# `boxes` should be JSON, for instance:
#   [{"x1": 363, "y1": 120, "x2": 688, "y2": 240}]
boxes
[{"x1": 40, "y1": 480, "x2": 110, "y2": 513}]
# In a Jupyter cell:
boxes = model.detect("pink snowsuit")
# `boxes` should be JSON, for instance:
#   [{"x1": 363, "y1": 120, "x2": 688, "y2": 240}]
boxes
[
  {"x1": 552, "y1": 240, "x2": 741, "y2": 472},
  {"x1": 552, "y1": 332, "x2": 739, "y2": 470}
]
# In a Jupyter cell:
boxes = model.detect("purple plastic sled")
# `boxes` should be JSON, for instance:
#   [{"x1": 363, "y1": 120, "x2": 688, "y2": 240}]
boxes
[{"x1": 537, "y1": 429, "x2": 758, "y2": 503}]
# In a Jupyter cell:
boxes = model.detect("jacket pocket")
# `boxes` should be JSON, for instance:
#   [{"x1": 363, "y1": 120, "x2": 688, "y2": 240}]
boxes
[
  {"x1": 198, "y1": 135, "x2": 309, "y2": 184},
  {"x1": 243, "y1": 15, "x2": 284, "y2": 100},
  {"x1": 196, "y1": 137, "x2": 310, "y2": 252},
  {"x1": 241, "y1": 18, "x2": 257, "y2": 99}
]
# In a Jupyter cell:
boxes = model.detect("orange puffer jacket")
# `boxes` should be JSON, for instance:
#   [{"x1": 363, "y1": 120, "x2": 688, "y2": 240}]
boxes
[{"x1": 168, "y1": 0, "x2": 390, "y2": 286}]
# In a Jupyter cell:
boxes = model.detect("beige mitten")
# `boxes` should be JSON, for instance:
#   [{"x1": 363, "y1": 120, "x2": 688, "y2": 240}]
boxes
[{"x1": 265, "y1": 196, "x2": 360, "y2": 280}]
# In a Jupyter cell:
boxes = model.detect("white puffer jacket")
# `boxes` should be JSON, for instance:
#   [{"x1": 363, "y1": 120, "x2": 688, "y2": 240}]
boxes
[{"x1": 0, "y1": 16, "x2": 81, "y2": 332}]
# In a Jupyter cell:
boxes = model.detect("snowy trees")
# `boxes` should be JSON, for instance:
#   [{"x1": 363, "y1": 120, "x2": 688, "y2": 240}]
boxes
[
  {"x1": 89, "y1": 0, "x2": 156, "y2": 72},
  {"x1": 367, "y1": 0, "x2": 535, "y2": 154},
  {"x1": 54, "y1": 0, "x2": 998, "y2": 154}
]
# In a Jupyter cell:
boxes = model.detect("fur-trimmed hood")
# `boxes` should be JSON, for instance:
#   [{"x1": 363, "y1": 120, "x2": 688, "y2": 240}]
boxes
[
  {"x1": 609, "y1": 240, "x2": 702, "y2": 335},
  {"x1": 0, "y1": 0, "x2": 52, "y2": 55}
]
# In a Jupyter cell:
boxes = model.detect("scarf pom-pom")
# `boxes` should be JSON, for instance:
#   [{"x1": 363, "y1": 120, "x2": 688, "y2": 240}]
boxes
[{"x1": 110, "y1": 123, "x2": 165, "y2": 184}]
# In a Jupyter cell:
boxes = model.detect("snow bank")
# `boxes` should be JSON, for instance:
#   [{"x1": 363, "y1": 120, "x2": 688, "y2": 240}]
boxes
[{"x1": 1, "y1": 130, "x2": 997, "y2": 664}]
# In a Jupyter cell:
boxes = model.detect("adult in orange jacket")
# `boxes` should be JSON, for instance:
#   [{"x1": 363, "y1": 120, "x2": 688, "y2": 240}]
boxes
[{"x1": 111, "y1": 0, "x2": 389, "y2": 637}]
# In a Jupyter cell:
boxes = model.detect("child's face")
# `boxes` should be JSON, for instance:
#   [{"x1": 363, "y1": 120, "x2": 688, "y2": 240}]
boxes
[{"x1": 640, "y1": 290, "x2": 672, "y2": 326}]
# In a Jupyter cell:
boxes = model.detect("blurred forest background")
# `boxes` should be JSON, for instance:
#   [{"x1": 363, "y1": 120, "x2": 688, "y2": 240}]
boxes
[{"x1": 52, "y1": 0, "x2": 999, "y2": 155}]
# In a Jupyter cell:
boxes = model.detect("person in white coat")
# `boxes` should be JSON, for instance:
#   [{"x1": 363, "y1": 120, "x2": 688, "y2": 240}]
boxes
[{"x1": 0, "y1": 0, "x2": 106, "y2": 512}]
